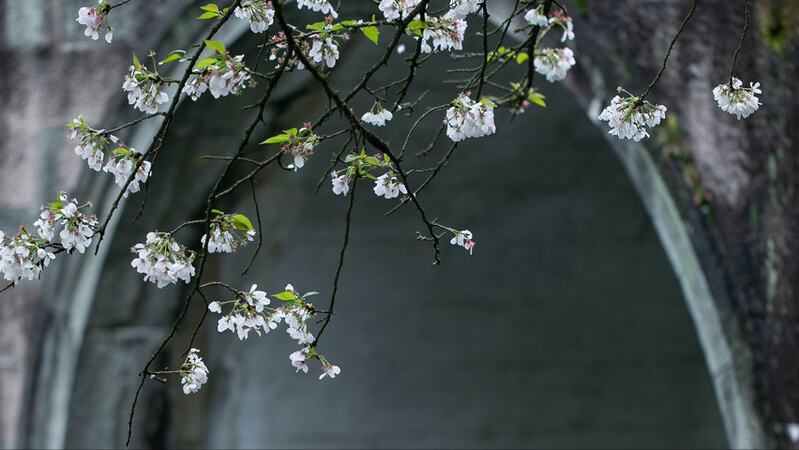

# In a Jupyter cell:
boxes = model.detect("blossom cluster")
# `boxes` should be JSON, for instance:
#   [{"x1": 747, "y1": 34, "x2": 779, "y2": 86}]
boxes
[
  {"x1": 180, "y1": 348, "x2": 209, "y2": 395},
  {"x1": 534, "y1": 47, "x2": 575, "y2": 83},
  {"x1": 0, "y1": 192, "x2": 96, "y2": 284},
  {"x1": 68, "y1": 116, "x2": 153, "y2": 198},
  {"x1": 444, "y1": 94, "x2": 496, "y2": 142},
  {"x1": 308, "y1": 36, "x2": 341, "y2": 69},
  {"x1": 212, "y1": 284, "x2": 276, "y2": 340},
  {"x1": 234, "y1": 0, "x2": 274, "y2": 33},
  {"x1": 0, "y1": 230, "x2": 53, "y2": 284},
  {"x1": 549, "y1": 9, "x2": 575, "y2": 43},
  {"x1": 33, "y1": 192, "x2": 98, "y2": 254},
  {"x1": 130, "y1": 232, "x2": 195, "y2": 288},
  {"x1": 713, "y1": 77, "x2": 762, "y2": 120},
  {"x1": 201, "y1": 213, "x2": 256, "y2": 253},
  {"x1": 526, "y1": 8, "x2": 576, "y2": 83},
  {"x1": 183, "y1": 52, "x2": 253, "y2": 101},
  {"x1": 297, "y1": 0, "x2": 338, "y2": 18},
  {"x1": 206, "y1": 283, "x2": 339, "y2": 380},
  {"x1": 123, "y1": 59, "x2": 170, "y2": 114},
  {"x1": 77, "y1": 2, "x2": 113, "y2": 43},
  {"x1": 361, "y1": 103, "x2": 393, "y2": 127},
  {"x1": 282, "y1": 124, "x2": 319, "y2": 170},
  {"x1": 598, "y1": 89, "x2": 667, "y2": 141},
  {"x1": 447, "y1": 0, "x2": 484, "y2": 20},
  {"x1": 420, "y1": 15, "x2": 467, "y2": 53},
  {"x1": 290, "y1": 346, "x2": 341, "y2": 380},
  {"x1": 378, "y1": 0, "x2": 420, "y2": 21},
  {"x1": 524, "y1": 7, "x2": 549, "y2": 28},
  {"x1": 373, "y1": 171, "x2": 408, "y2": 199},
  {"x1": 210, "y1": 284, "x2": 316, "y2": 344}
]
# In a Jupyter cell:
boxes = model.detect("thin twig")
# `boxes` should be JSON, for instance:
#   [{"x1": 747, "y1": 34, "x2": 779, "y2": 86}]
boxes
[{"x1": 640, "y1": 0, "x2": 698, "y2": 101}]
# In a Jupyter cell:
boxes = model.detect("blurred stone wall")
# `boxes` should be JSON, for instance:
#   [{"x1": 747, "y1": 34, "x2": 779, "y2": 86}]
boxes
[{"x1": 1, "y1": 1, "x2": 727, "y2": 449}]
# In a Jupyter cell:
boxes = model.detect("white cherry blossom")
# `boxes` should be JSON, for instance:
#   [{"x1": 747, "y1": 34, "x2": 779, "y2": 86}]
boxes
[
  {"x1": 713, "y1": 77, "x2": 762, "y2": 119},
  {"x1": 598, "y1": 89, "x2": 667, "y2": 141},
  {"x1": 297, "y1": 0, "x2": 337, "y2": 18},
  {"x1": 534, "y1": 47, "x2": 575, "y2": 82}
]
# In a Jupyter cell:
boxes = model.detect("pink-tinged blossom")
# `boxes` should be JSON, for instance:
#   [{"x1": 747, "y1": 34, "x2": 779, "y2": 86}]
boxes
[
  {"x1": 549, "y1": 10, "x2": 575, "y2": 42},
  {"x1": 445, "y1": 94, "x2": 496, "y2": 142},
  {"x1": 280, "y1": 124, "x2": 319, "y2": 171},
  {"x1": 378, "y1": 0, "x2": 420, "y2": 21},
  {"x1": 0, "y1": 232, "x2": 45, "y2": 283},
  {"x1": 319, "y1": 364, "x2": 341, "y2": 380},
  {"x1": 450, "y1": 229, "x2": 475, "y2": 255},
  {"x1": 373, "y1": 172, "x2": 408, "y2": 199},
  {"x1": 420, "y1": 15, "x2": 467, "y2": 53},
  {"x1": 234, "y1": 0, "x2": 274, "y2": 33},
  {"x1": 713, "y1": 77, "x2": 762, "y2": 119},
  {"x1": 330, "y1": 171, "x2": 350, "y2": 196},
  {"x1": 290, "y1": 347, "x2": 310, "y2": 373},
  {"x1": 183, "y1": 54, "x2": 252, "y2": 101},
  {"x1": 598, "y1": 89, "x2": 667, "y2": 141},
  {"x1": 296, "y1": 0, "x2": 338, "y2": 18},
  {"x1": 76, "y1": 4, "x2": 111, "y2": 42},
  {"x1": 180, "y1": 348, "x2": 209, "y2": 395},
  {"x1": 33, "y1": 193, "x2": 97, "y2": 254},
  {"x1": 130, "y1": 232, "x2": 195, "y2": 288},
  {"x1": 534, "y1": 47, "x2": 575, "y2": 83},
  {"x1": 123, "y1": 65, "x2": 169, "y2": 113},
  {"x1": 447, "y1": 0, "x2": 483, "y2": 20},
  {"x1": 200, "y1": 214, "x2": 255, "y2": 254},
  {"x1": 103, "y1": 155, "x2": 151, "y2": 198}
]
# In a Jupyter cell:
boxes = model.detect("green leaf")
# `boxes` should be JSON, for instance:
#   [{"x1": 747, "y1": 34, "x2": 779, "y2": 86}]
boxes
[
  {"x1": 528, "y1": 93, "x2": 546, "y2": 108},
  {"x1": 480, "y1": 98, "x2": 497, "y2": 108},
  {"x1": 285, "y1": 127, "x2": 299, "y2": 136},
  {"x1": 272, "y1": 291, "x2": 296, "y2": 301},
  {"x1": 198, "y1": 11, "x2": 218, "y2": 19},
  {"x1": 261, "y1": 134, "x2": 290, "y2": 144},
  {"x1": 132, "y1": 52, "x2": 141, "y2": 69},
  {"x1": 306, "y1": 21, "x2": 326, "y2": 31},
  {"x1": 159, "y1": 53, "x2": 184, "y2": 65},
  {"x1": 302, "y1": 291, "x2": 320, "y2": 298},
  {"x1": 344, "y1": 154, "x2": 359, "y2": 163},
  {"x1": 200, "y1": 3, "x2": 219, "y2": 12},
  {"x1": 364, "y1": 156, "x2": 382, "y2": 166},
  {"x1": 515, "y1": 52, "x2": 529, "y2": 64},
  {"x1": 405, "y1": 20, "x2": 427, "y2": 37},
  {"x1": 211, "y1": 209, "x2": 225, "y2": 215},
  {"x1": 204, "y1": 40, "x2": 226, "y2": 54},
  {"x1": 231, "y1": 214, "x2": 254, "y2": 231},
  {"x1": 362, "y1": 26, "x2": 379, "y2": 45},
  {"x1": 194, "y1": 56, "x2": 219, "y2": 70}
]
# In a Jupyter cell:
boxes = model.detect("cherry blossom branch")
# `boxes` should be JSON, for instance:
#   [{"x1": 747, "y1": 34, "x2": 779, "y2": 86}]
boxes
[
  {"x1": 104, "y1": 113, "x2": 164, "y2": 135},
  {"x1": 640, "y1": 0, "x2": 698, "y2": 101},
  {"x1": 474, "y1": 0, "x2": 490, "y2": 98},
  {"x1": 729, "y1": 0, "x2": 751, "y2": 82},
  {"x1": 95, "y1": 0, "x2": 244, "y2": 254},
  {"x1": 311, "y1": 177, "x2": 356, "y2": 348},
  {"x1": 240, "y1": 179, "x2": 263, "y2": 276},
  {"x1": 273, "y1": 3, "x2": 442, "y2": 262},
  {"x1": 108, "y1": 0, "x2": 134, "y2": 10}
]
